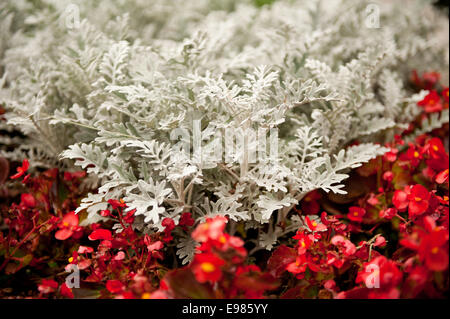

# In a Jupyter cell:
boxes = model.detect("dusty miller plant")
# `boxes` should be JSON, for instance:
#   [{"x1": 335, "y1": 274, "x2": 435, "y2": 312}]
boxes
[{"x1": 0, "y1": 0, "x2": 448, "y2": 263}]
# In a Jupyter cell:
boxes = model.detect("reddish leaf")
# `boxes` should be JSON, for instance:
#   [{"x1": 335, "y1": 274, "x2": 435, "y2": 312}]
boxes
[
  {"x1": 267, "y1": 245, "x2": 297, "y2": 278},
  {"x1": 234, "y1": 272, "x2": 279, "y2": 293},
  {"x1": 164, "y1": 268, "x2": 215, "y2": 299}
]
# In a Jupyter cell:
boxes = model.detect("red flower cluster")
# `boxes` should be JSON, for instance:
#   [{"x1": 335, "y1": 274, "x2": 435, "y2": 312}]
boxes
[
  {"x1": 418, "y1": 90, "x2": 448, "y2": 113},
  {"x1": 265, "y1": 77, "x2": 449, "y2": 298},
  {"x1": 55, "y1": 211, "x2": 83, "y2": 240},
  {"x1": 162, "y1": 216, "x2": 278, "y2": 298},
  {"x1": 0, "y1": 162, "x2": 87, "y2": 297}
]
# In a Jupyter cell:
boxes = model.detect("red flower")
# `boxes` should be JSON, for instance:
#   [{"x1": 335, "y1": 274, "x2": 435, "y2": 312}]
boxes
[
  {"x1": 407, "y1": 184, "x2": 430, "y2": 218},
  {"x1": 331, "y1": 235, "x2": 356, "y2": 256},
  {"x1": 373, "y1": 236, "x2": 387, "y2": 248},
  {"x1": 106, "y1": 280, "x2": 125, "y2": 294},
  {"x1": 347, "y1": 207, "x2": 366, "y2": 223},
  {"x1": 123, "y1": 209, "x2": 136, "y2": 224},
  {"x1": 383, "y1": 148, "x2": 398, "y2": 162},
  {"x1": 192, "y1": 253, "x2": 225, "y2": 283},
  {"x1": 55, "y1": 211, "x2": 80, "y2": 240},
  {"x1": 292, "y1": 230, "x2": 311, "y2": 255},
  {"x1": 10, "y1": 159, "x2": 29, "y2": 179},
  {"x1": 179, "y1": 212, "x2": 195, "y2": 228},
  {"x1": 401, "y1": 217, "x2": 449, "y2": 272},
  {"x1": 367, "y1": 193, "x2": 379, "y2": 206},
  {"x1": 403, "y1": 145, "x2": 423, "y2": 167},
  {"x1": 100, "y1": 209, "x2": 111, "y2": 217},
  {"x1": 442, "y1": 87, "x2": 449, "y2": 103},
  {"x1": 426, "y1": 138, "x2": 446, "y2": 160},
  {"x1": 162, "y1": 217, "x2": 175, "y2": 232},
  {"x1": 418, "y1": 217, "x2": 449, "y2": 271},
  {"x1": 392, "y1": 188, "x2": 409, "y2": 211},
  {"x1": 38, "y1": 279, "x2": 58, "y2": 294},
  {"x1": 286, "y1": 255, "x2": 307, "y2": 275},
  {"x1": 424, "y1": 138, "x2": 449, "y2": 173},
  {"x1": 356, "y1": 256, "x2": 402, "y2": 297},
  {"x1": 435, "y1": 169, "x2": 449, "y2": 184},
  {"x1": 60, "y1": 283, "x2": 74, "y2": 298},
  {"x1": 77, "y1": 246, "x2": 94, "y2": 254},
  {"x1": 162, "y1": 217, "x2": 175, "y2": 243},
  {"x1": 88, "y1": 228, "x2": 112, "y2": 241},
  {"x1": 305, "y1": 216, "x2": 327, "y2": 232},
  {"x1": 20, "y1": 193, "x2": 36, "y2": 208},
  {"x1": 108, "y1": 198, "x2": 127, "y2": 210},
  {"x1": 147, "y1": 240, "x2": 164, "y2": 252},
  {"x1": 327, "y1": 251, "x2": 344, "y2": 269},
  {"x1": 382, "y1": 171, "x2": 393, "y2": 183},
  {"x1": 192, "y1": 216, "x2": 227, "y2": 242},
  {"x1": 418, "y1": 90, "x2": 443, "y2": 113},
  {"x1": 418, "y1": 229, "x2": 449, "y2": 271}
]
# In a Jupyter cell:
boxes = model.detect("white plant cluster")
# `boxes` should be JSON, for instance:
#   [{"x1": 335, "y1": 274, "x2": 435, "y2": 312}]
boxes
[{"x1": 0, "y1": 0, "x2": 448, "y2": 263}]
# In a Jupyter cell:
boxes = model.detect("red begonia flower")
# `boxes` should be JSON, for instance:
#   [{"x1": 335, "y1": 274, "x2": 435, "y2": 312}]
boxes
[
  {"x1": 331, "y1": 235, "x2": 356, "y2": 256},
  {"x1": 418, "y1": 222, "x2": 449, "y2": 272},
  {"x1": 305, "y1": 216, "x2": 327, "y2": 232},
  {"x1": 20, "y1": 193, "x2": 36, "y2": 208},
  {"x1": 108, "y1": 198, "x2": 127, "y2": 210},
  {"x1": 162, "y1": 217, "x2": 175, "y2": 232},
  {"x1": 55, "y1": 211, "x2": 79, "y2": 240},
  {"x1": 435, "y1": 169, "x2": 449, "y2": 184},
  {"x1": 10, "y1": 159, "x2": 29, "y2": 179},
  {"x1": 383, "y1": 148, "x2": 398, "y2": 162},
  {"x1": 426, "y1": 138, "x2": 446, "y2": 159},
  {"x1": 374, "y1": 236, "x2": 387, "y2": 248},
  {"x1": 77, "y1": 246, "x2": 94, "y2": 254},
  {"x1": 418, "y1": 90, "x2": 443, "y2": 113},
  {"x1": 356, "y1": 256, "x2": 402, "y2": 294},
  {"x1": 407, "y1": 184, "x2": 430, "y2": 218},
  {"x1": 442, "y1": 87, "x2": 449, "y2": 103},
  {"x1": 392, "y1": 189, "x2": 409, "y2": 211},
  {"x1": 60, "y1": 283, "x2": 74, "y2": 298},
  {"x1": 88, "y1": 228, "x2": 112, "y2": 241},
  {"x1": 147, "y1": 240, "x2": 164, "y2": 252},
  {"x1": 179, "y1": 212, "x2": 195, "y2": 228},
  {"x1": 292, "y1": 230, "x2": 311, "y2": 255},
  {"x1": 106, "y1": 280, "x2": 125, "y2": 294},
  {"x1": 347, "y1": 207, "x2": 366, "y2": 223},
  {"x1": 38, "y1": 279, "x2": 59, "y2": 294},
  {"x1": 191, "y1": 216, "x2": 227, "y2": 242},
  {"x1": 286, "y1": 255, "x2": 307, "y2": 275},
  {"x1": 192, "y1": 253, "x2": 225, "y2": 283}
]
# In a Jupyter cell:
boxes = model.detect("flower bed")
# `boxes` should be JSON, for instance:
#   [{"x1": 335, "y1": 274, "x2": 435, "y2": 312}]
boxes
[{"x1": 1, "y1": 72, "x2": 448, "y2": 298}]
